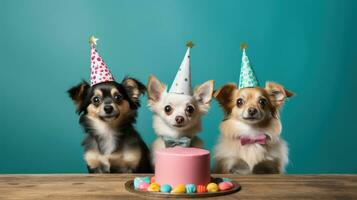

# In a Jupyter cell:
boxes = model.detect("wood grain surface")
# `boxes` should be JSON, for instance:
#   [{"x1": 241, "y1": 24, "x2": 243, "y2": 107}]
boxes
[{"x1": 0, "y1": 174, "x2": 356, "y2": 200}]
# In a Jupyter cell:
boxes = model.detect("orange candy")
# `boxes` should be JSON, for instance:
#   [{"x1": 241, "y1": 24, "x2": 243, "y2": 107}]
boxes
[
  {"x1": 150, "y1": 176, "x2": 155, "y2": 183},
  {"x1": 171, "y1": 184, "x2": 186, "y2": 193},
  {"x1": 197, "y1": 184, "x2": 207, "y2": 193}
]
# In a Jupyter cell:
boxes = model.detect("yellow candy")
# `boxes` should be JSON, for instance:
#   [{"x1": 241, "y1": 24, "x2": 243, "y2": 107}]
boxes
[
  {"x1": 147, "y1": 183, "x2": 160, "y2": 192},
  {"x1": 206, "y1": 183, "x2": 219, "y2": 192},
  {"x1": 171, "y1": 184, "x2": 186, "y2": 194}
]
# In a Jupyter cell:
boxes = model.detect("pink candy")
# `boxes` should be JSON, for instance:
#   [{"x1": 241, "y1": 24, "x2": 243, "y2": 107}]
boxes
[
  {"x1": 218, "y1": 181, "x2": 234, "y2": 191},
  {"x1": 138, "y1": 182, "x2": 150, "y2": 191}
]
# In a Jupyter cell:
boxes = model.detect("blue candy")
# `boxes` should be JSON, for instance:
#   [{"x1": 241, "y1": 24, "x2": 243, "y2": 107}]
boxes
[
  {"x1": 223, "y1": 177, "x2": 232, "y2": 182},
  {"x1": 134, "y1": 176, "x2": 150, "y2": 189},
  {"x1": 160, "y1": 184, "x2": 172, "y2": 193},
  {"x1": 185, "y1": 184, "x2": 196, "y2": 194},
  {"x1": 212, "y1": 177, "x2": 224, "y2": 184}
]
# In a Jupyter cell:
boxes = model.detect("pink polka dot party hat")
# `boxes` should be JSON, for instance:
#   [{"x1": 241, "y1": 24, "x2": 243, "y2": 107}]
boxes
[{"x1": 89, "y1": 35, "x2": 115, "y2": 86}]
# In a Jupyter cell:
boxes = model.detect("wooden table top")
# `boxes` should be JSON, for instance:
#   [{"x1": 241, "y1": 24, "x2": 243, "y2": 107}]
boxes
[{"x1": 0, "y1": 174, "x2": 356, "y2": 200}]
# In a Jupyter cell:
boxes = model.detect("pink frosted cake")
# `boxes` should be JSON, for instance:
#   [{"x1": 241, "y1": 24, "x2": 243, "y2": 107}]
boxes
[
  {"x1": 155, "y1": 147, "x2": 210, "y2": 187},
  {"x1": 130, "y1": 146, "x2": 238, "y2": 195}
]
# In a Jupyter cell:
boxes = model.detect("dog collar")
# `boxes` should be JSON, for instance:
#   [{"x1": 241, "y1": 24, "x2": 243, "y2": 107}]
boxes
[
  {"x1": 161, "y1": 136, "x2": 192, "y2": 148},
  {"x1": 239, "y1": 134, "x2": 267, "y2": 146}
]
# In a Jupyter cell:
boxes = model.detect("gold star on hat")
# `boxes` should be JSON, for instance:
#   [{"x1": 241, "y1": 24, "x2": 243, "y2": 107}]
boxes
[{"x1": 89, "y1": 35, "x2": 99, "y2": 46}]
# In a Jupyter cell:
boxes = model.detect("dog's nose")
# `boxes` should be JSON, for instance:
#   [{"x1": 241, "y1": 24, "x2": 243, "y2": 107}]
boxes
[
  {"x1": 248, "y1": 107, "x2": 258, "y2": 116},
  {"x1": 104, "y1": 105, "x2": 114, "y2": 114},
  {"x1": 175, "y1": 116, "x2": 185, "y2": 124}
]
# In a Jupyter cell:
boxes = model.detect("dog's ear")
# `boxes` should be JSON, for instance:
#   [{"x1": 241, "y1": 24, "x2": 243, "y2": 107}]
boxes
[
  {"x1": 214, "y1": 83, "x2": 237, "y2": 113},
  {"x1": 147, "y1": 75, "x2": 166, "y2": 105},
  {"x1": 194, "y1": 80, "x2": 214, "y2": 105},
  {"x1": 122, "y1": 77, "x2": 146, "y2": 106},
  {"x1": 265, "y1": 82, "x2": 294, "y2": 108},
  {"x1": 67, "y1": 81, "x2": 90, "y2": 114}
]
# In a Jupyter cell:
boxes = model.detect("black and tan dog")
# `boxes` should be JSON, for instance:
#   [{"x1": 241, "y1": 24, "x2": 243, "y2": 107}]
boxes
[{"x1": 68, "y1": 77, "x2": 152, "y2": 173}]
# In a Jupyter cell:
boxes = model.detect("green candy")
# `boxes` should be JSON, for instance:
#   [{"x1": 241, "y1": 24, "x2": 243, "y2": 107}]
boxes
[
  {"x1": 185, "y1": 184, "x2": 196, "y2": 193},
  {"x1": 223, "y1": 178, "x2": 232, "y2": 182}
]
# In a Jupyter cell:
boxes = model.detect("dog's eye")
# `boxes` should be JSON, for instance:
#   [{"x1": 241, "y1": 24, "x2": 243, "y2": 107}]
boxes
[
  {"x1": 92, "y1": 96, "x2": 101, "y2": 104},
  {"x1": 237, "y1": 98, "x2": 244, "y2": 108},
  {"x1": 164, "y1": 105, "x2": 172, "y2": 114},
  {"x1": 186, "y1": 105, "x2": 195, "y2": 115},
  {"x1": 114, "y1": 94, "x2": 122, "y2": 101},
  {"x1": 259, "y1": 98, "x2": 267, "y2": 107}
]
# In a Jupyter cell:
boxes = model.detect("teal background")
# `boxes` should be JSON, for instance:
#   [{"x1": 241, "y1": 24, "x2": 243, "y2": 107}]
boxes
[{"x1": 0, "y1": 0, "x2": 356, "y2": 174}]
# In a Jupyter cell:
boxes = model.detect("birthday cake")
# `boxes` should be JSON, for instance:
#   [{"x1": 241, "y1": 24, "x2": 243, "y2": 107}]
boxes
[
  {"x1": 155, "y1": 147, "x2": 210, "y2": 187},
  {"x1": 130, "y1": 147, "x2": 238, "y2": 195}
]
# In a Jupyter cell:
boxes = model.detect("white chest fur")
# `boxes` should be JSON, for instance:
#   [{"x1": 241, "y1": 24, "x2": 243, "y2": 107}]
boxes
[
  {"x1": 215, "y1": 118, "x2": 287, "y2": 173},
  {"x1": 90, "y1": 118, "x2": 119, "y2": 155},
  {"x1": 217, "y1": 120, "x2": 270, "y2": 169},
  {"x1": 220, "y1": 137, "x2": 267, "y2": 170}
]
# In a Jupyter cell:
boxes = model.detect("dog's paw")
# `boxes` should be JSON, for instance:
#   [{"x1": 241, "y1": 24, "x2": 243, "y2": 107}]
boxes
[
  {"x1": 88, "y1": 167, "x2": 104, "y2": 174},
  {"x1": 87, "y1": 165, "x2": 110, "y2": 173},
  {"x1": 252, "y1": 160, "x2": 280, "y2": 174},
  {"x1": 229, "y1": 168, "x2": 251, "y2": 175},
  {"x1": 121, "y1": 168, "x2": 134, "y2": 173},
  {"x1": 229, "y1": 167, "x2": 251, "y2": 175},
  {"x1": 229, "y1": 159, "x2": 251, "y2": 175},
  {"x1": 101, "y1": 164, "x2": 111, "y2": 173},
  {"x1": 109, "y1": 167, "x2": 134, "y2": 173}
]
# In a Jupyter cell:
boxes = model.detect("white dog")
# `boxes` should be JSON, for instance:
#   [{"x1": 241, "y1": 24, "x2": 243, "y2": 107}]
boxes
[{"x1": 147, "y1": 75, "x2": 214, "y2": 163}]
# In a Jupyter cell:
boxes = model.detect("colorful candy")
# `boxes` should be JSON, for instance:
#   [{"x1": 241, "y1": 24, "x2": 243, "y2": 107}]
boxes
[
  {"x1": 223, "y1": 177, "x2": 232, "y2": 182},
  {"x1": 218, "y1": 181, "x2": 234, "y2": 191},
  {"x1": 150, "y1": 176, "x2": 155, "y2": 183},
  {"x1": 171, "y1": 184, "x2": 186, "y2": 194},
  {"x1": 160, "y1": 184, "x2": 172, "y2": 193},
  {"x1": 185, "y1": 184, "x2": 196, "y2": 194},
  {"x1": 138, "y1": 181, "x2": 150, "y2": 191},
  {"x1": 197, "y1": 184, "x2": 207, "y2": 193},
  {"x1": 134, "y1": 177, "x2": 236, "y2": 194},
  {"x1": 211, "y1": 177, "x2": 224, "y2": 184},
  {"x1": 148, "y1": 183, "x2": 160, "y2": 192},
  {"x1": 206, "y1": 183, "x2": 219, "y2": 192},
  {"x1": 134, "y1": 176, "x2": 150, "y2": 189}
]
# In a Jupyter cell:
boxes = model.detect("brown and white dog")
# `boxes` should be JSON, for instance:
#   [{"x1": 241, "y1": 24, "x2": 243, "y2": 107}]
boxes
[{"x1": 214, "y1": 82, "x2": 294, "y2": 174}]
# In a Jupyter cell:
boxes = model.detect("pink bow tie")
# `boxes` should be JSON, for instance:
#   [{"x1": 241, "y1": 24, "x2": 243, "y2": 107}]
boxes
[{"x1": 239, "y1": 134, "x2": 267, "y2": 145}]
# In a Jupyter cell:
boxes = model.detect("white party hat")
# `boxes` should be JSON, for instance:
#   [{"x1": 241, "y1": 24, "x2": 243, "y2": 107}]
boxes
[{"x1": 169, "y1": 41, "x2": 194, "y2": 95}]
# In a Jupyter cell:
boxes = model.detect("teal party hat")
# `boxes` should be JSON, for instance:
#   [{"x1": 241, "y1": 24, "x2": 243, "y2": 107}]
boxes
[{"x1": 238, "y1": 43, "x2": 259, "y2": 89}]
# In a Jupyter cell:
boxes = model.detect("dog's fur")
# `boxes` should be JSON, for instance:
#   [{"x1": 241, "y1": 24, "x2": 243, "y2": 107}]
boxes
[
  {"x1": 214, "y1": 82, "x2": 294, "y2": 174},
  {"x1": 147, "y1": 75, "x2": 214, "y2": 162},
  {"x1": 68, "y1": 77, "x2": 152, "y2": 173}
]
